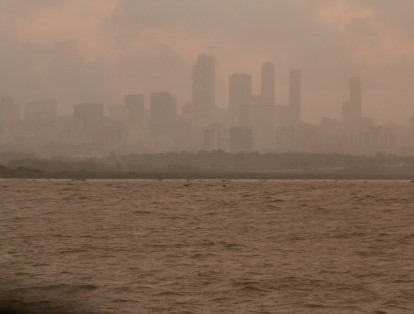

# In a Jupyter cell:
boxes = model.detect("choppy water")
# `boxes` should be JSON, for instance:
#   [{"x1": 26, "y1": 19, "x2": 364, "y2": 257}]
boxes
[{"x1": 1, "y1": 179, "x2": 414, "y2": 313}]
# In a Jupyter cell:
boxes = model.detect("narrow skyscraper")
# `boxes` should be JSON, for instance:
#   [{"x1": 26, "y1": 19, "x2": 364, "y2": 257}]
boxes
[
  {"x1": 192, "y1": 55, "x2": 216, "y2": 123},
  {"x1": 261, "y1": 62, "x2": 275, "y2": 106},
  {"x1": 0, "y1": 97, "x2": 20, "y2": 129},
  {"x1": 192, "y1": 55, "x2": 216, "y2": 109},
  {"x1": 350, "y1": 76, "x2": 362, "y2": 120},
  {"x1": 229, "y1": 73, "x2": 252, "y2": 126},
  {"x1": 150, "y1": 91, "x2": 176, "y2": 136},
  {"x1": 289, "y1": 69, "x2": 301, "y2": 124},
  {"x1": 73, "y1": 103, "x2": 104, "y2": 143},
  {"x1": 124, "y1": 94, "x2": 145, "y2": 125},
  {"x1": 25, "y1": 99, "x2": 57, "y2": 127},
  {"x1": 342, "y1": 76, "x2": 362, "y2": 129},
  {"x1": 124, "y1": 94, "x2": 144, "y2": 111},
  {"x1": 229, "y1": 73, "x2": 252, "y2": 110}
]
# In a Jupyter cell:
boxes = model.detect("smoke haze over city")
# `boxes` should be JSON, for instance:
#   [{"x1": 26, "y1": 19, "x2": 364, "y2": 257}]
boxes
[
  {"x1": 2, "y1": 0, "x2": 414, "y2": 122},
  {"x1": 2, "y1": 0, "x2": 414, "y2": 157}
]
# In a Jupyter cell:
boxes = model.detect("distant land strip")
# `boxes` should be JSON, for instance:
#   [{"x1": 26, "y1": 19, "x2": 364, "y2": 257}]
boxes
[
  {"x1": 2, "y1": 151, "x2": 414, "y2": 179},
  {"x1": 2, "y1": 166, "x2": 414, "y2": 180}
]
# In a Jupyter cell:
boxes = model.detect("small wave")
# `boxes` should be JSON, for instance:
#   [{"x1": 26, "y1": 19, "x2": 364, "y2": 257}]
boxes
[
  {"x1": 133, "y1": 210, "x2": 152, "y2": 215},
  {"x1": 238, "y1": 284, "x2": 269, "y2": 292},
  {"x1": 218, "y1": 240, "x2": 245, "y2": 249},
  {"x1": 189, "y1": 252, "x2": 216, "y2": 259},
  {"x1": 154, "y1": 290, "x2": 182, "y2": 296},
  {"x1": 111, "y1": 299, "x2": 131, "y2": 303},
  {"x1": 32, "y1": 284, "x2": 99, "y2": 291},
  {"x1": 332, "y1": 232, "x2": 366, "y2": 239},
  {"x1": 58, "y1": 249, "x2": 88, "y2": 254},
  {"x1": 305, "y1": 303, "x2": 329, "y2": 309}
]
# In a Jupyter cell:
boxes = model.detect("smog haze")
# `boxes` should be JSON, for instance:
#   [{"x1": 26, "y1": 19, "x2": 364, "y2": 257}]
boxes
[{"x1": 2, "y1": 0, "x2": 414, "y2": 123}]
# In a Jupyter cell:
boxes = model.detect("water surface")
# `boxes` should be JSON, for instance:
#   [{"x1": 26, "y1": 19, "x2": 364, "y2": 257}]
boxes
[{"x1": 1, "y1": 180, "x2": 413, "y2": 313}]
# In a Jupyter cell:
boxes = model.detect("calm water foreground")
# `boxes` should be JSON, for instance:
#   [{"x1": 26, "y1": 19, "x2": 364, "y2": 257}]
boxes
[{"x1": 1, "y1": 179, "x2": 413, "y2": 313}]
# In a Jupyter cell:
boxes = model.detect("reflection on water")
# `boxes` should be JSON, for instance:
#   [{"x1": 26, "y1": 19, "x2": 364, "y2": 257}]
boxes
[{"x1": 1, "y1": 180, "x2": 414, "y2": 313}]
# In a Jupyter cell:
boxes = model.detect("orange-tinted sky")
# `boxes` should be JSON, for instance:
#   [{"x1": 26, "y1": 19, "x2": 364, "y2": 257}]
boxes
[{"x1": 1, "y1": 0, "x2": 414, "y2": 124}]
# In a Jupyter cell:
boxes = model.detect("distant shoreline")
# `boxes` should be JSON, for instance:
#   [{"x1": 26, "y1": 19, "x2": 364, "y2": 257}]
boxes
[
  {"x1": 2, "y1": 167, "x2": 414, "y2": 180},
  {"x1": 3, "y1": 151, "x2": 414, "y2": 180}
]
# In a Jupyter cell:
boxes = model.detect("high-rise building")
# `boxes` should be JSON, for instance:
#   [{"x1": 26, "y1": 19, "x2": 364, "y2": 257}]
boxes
[
  {"x1": 25, "y1": 99, "x2": 57, "y2": 126},
  {"x1": 289, "y1": 69, "x2": 301, "y2": 124},
  {"x1": 342, "y1": 76, "x2": 362, "y2": 129},
  {"x1": 192, "y1": 55, "x2": 215, "y2": 121},
  {"x1": 124, "y1": 94, "x2": 145, "y2": 125},
  {"x1": 350, "y1": 76, "x2": 362, "y2": 120},
  {"x1": 150, "y1": 91, "x2": 176, "y2": 136},
  {"x1": 341, "y1": 100, "x2": 351, "y2": 126},
  {"x1": 0, "y1": 97, "x2": 20, "y2": 130},
  {"x1": 229, "y1": 126, "x2": 253, "y2": 153},
  {"x1": 229, "y1": 73, "x2": 252, "y2": 126},
  {"x1": 261, "y1": 62, "x2": 275, "y2": 106},
  {"x1": 229, "y1": 73, "x2": 252, "y2": 110},
  {"x1": 203, "y1": 123, "x2": 227, "y2": 152},
  {"x1": 124, "y1": 94, "x2": 144, "y2": 112},
  {"x1": 73, "y1": 103, "x2": 104, "y2": 142}
]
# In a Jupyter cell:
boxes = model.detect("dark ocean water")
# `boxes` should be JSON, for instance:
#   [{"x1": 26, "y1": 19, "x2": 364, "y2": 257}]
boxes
[{"x1": 1, "y1": 179, "x2": 413, "y2": 313}]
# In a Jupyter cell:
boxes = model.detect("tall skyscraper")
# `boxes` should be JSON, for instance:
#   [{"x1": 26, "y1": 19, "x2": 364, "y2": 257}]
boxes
[
  {"x1": 342, "y1": 76, "x2": 362, "y2": 129},
  {"x1": 289, "y1": 69, "x2": 301, "y2": 124},
  {"x1": 0, "y1": 97, "x2": 20, "y2": 129},
  {"x1": 261, "y1": 62, "x2": 275, "y2": 106},
  {"x1": 341, "y1": 100, "x2": 351, "y2": 126},
  {"x1": 25, "y1": 99, "x2": 57, "y2": 126},
  {"x1": 229, "y1": 73, "x2": 252, "y2": 111},
  {"x1": 124, "y1": 94, "x2": 145, "y2": 125},
  {"x1": 192, "y1": 54, "x2": 216, "y2": 111},
  {"x1": 73, "y1": 103, "x2": 104, "y2": 142},
  {"x1": 124, "y1": 94, "x2": 144, "y2": 111},
  {"x1": 229, "y1": 73, "x2": 252, "y2": 126},
  {"x1": 350, "y1": 76, "x2": 362, "y2": 120},
  {"x1": 150, "y1": 91, "x2": 176, "y2": 136}
]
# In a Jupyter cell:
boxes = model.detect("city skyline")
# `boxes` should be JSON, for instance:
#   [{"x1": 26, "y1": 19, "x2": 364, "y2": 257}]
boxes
[
  {"x1": 0, "y1": 56, "x2": 407, "y2": 126},
  {"x1": 2, "y1": 1, "x2": 414, "y2": 157},
  {"x1": 2, "y1": 1, "x2": 414, "y2": 124},
  {"x1": 1, "y1": 53, "x2": 413, "y2": 157}
]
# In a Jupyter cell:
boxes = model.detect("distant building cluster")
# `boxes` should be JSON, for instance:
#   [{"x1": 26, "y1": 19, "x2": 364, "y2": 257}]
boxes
[{"x1": 0, "y1": 54, "x2": 413, "y2": 157}]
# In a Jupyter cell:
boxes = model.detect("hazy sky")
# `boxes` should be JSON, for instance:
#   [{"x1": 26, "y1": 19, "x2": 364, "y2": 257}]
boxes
[{"x1": 1, "y1": 0, "x2": 414, "y2": 124}]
